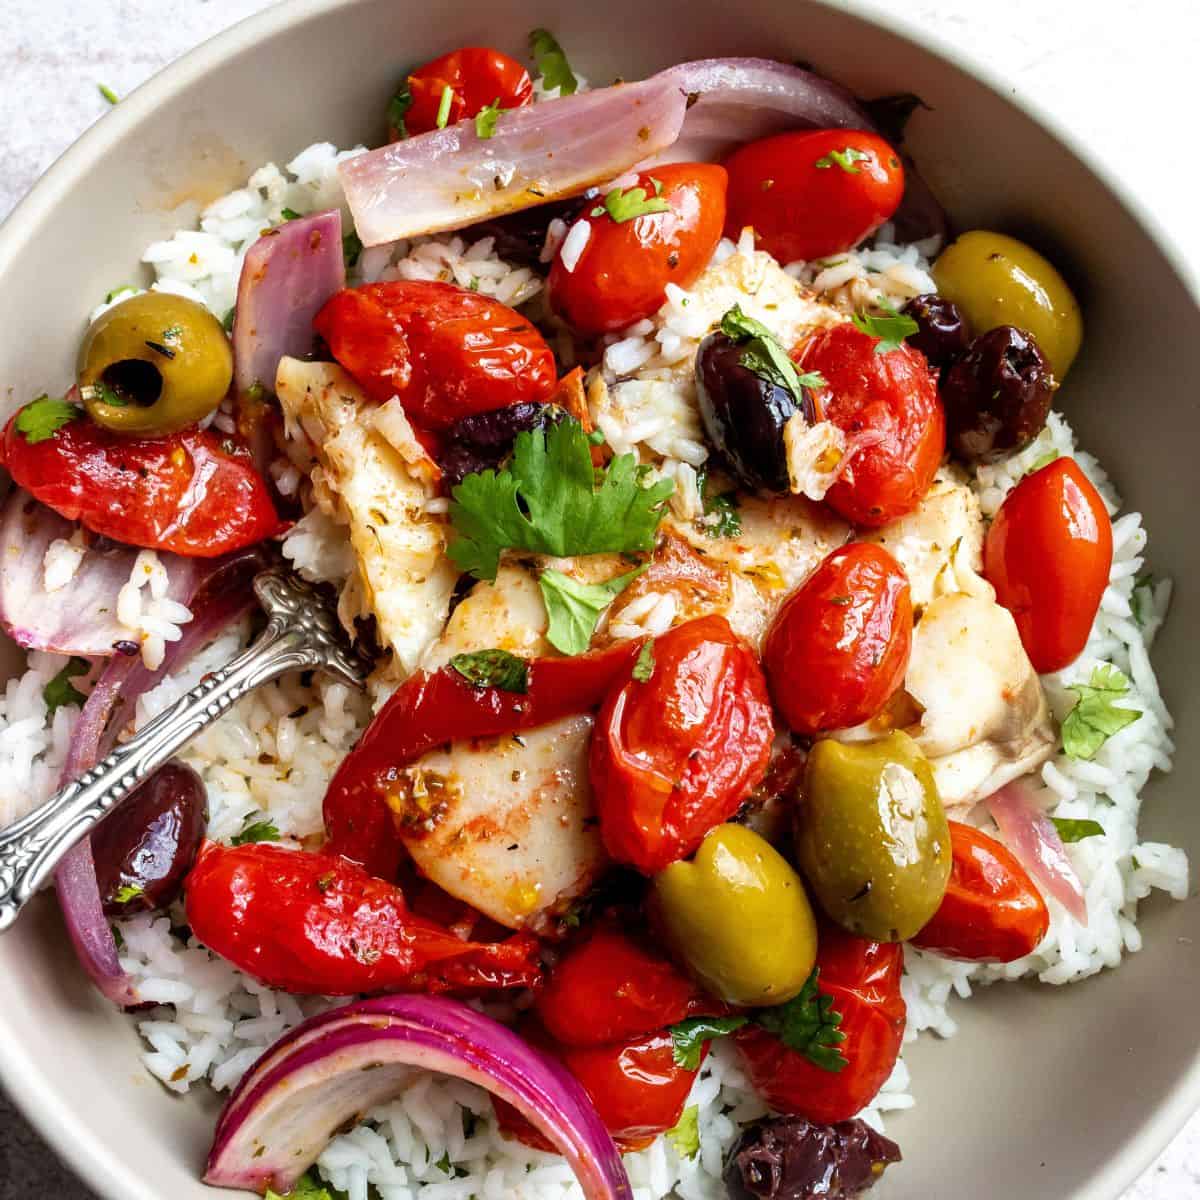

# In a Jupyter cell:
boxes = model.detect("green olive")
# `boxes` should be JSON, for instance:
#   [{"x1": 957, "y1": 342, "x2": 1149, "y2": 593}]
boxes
[
  {"x1": 78, "y1": 292, "x2": 233, "y2": 435},
  {"x1": 931, "y1": 230, "x2": 1083, "y2": 381},
  {"x1": 653, "y1": 823, "x2": 817, "y2": 1008},
  {"x1": 796, "y1": 732, "x2": 951, "y2": 943}
]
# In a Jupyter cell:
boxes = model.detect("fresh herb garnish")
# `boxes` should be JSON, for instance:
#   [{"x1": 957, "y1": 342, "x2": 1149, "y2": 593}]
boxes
[
  {"x1": 387, "y1": 81, "x2": 414, "y2": 137},
  {"x1": 435, "y1": 85, "x2": 454, "y2": 130},
  {"x1": 669, "y1": 1015, "x2": 749, "y2": 1070},
  {"x1": 222, "y1": 307, "x2": 236, "y2": 333},
  {"x1": 449, "y1": 648, "x2": 530, "y2": 693},
  {"x1": 448, "y1": 417, "x2": 673, "y2": 582},
  {"x1": 43, "y1": 656, "x2": 90, "y2": 717},
  {"x1": 280, "y1": 207, "x2": 302, "y2": 222},
  {"x1": 265, "y1": 1170, "x2": 341, "y2": 1200},
  {"x1": 815, "y1": 146, "x2": 871, "y2": 173},
  {"x1": 341, "y1": 231, "x2": 363, "y2": 270},
  {"x1": 1029, "y1": 448, "x2": 1060, "y2": 473},
  {"x1": 1061, "y1": 664, "x2": 1141, "y2": 760},
  {"x1": 475, "y1": 97, "x2": 503, "y2": 139},
  {"x1": 15, "y1": 395, "x2": 83, "y2": 444},
  {"x1": 851, "y1": 299, "x2": 919, "y2": 355},
  {"x1": 1132, "y1": 572, "x2": 1155, "y2": 629},
  {"x1": 1050, "y1": 817, "x2": 1106, "y2": 843},
  {"x1": 591, "y1": 183, "x2": 671, "y2": 224},
  {"x1": 697, "y1": 467, "x2": 743, "y2": 539},
  {"x1": 754, "y1": 968, "x2": 848, "y2": 1072},
  {"x1": 231, "y1": 816, "x2": 281, "y2": 846},
  {"x1": 105, "y1": 285, "x2": 136, "y2": 304},
  {"x1": 539, "y1": 567, "x2": 644, "y2": 656},
  {"x1": 529, "y1": 28, "x2": 578, "y2": 95},
  {"x1": 720, "y1": 305, "x2": 825, "y2": 411},
  {"x1": 98, "y1": 83, "x2": 119, "y2": 106},
  {"x1": 113, "y1": 884, "x2": 145, "y2": 904},
  {"x1": 633, "y1": 639, "x2": 656, "y2": 682},
  {"x1": 666, "y1": 1105, "x2": 701, "y2": 1159}
]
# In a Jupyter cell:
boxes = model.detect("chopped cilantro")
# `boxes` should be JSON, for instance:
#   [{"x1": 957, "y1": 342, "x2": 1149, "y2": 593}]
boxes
[
  {"x1": 1029, "y1": 448, "x2": 1060, "y2": 473},
  {"x1": 448, "y1": 417, "x2": 673, "y2": 582},
  {"x1": 475, "y1": 98, "x2": 503, "y2": 139},
  {"x1": 591, "y1": 184, "x2": 670, "y2": 224},
  {"x1": 467, "y1": 276, "x2": 481, "y2": 291},
  {"x1": 539, "y1": 567, "x2": 644, "y2": 656},
  {"x1": 815, "y1": 146, "x2": 871, "y2": 173},
  {"x1": 529, "y1": 28, "x2": 578, "y2": 95},
  {"x1": 15, "y1": 395, "x2": 83, "y2": 444},
  {"x1": 1132, "y1": 572, "x2": 1155, "y2": 629},
  {"x1": 696, "y1": 468, "x2": 742, "y2": 539},
  {"x1": 1050, "y1": 817, "x2": 1105, "y2": 843},
  {"x1": 43, "y1": 656, "x2": 90, "y2": 717},
  {"x1": 753, "y1": 968, "x2": 848, "y2": 1073},
  {"x1": 435, "y1": 85, "x2": 454, "y2": 130},
  {"x1": 851, "y1": 299, "x2": 919, "y2": 355},
  {"x1": 342, "y1": 231, "x2": 363, "y2": 270},
  {"x1": 222, "y1": 307, "x2": 236, "y2": 333},
  {"x1": 633, "y1": 639, "x2": 656, "y2": 682},
  {"x1": 280, "y1": 207, "x2": 301, "y2": 222},
  {"x1": 388, "y1": 81, "x2": 413, "y2": 137},
  {"x1": 98, "y1": 83, "x2": 119, "y2": 106},
  {"x1": 668, "y1": 1016, "x2": 749, "y2": 1070},
  {"x1": 720, "y1": 306, "x2": 826, "y2": 409},
  {"x1": 1061, "y1": 664, "x2": 1141, "y2": 760},
  {"x1": 265, "y1": 1170, "x2": 341, "y2": 1200},
  {"x1": 231, "y1": 816, "x2": 281, "y2": 846},
  {"x1": 113, "y1": 884, "x2": 145, "y2": 904},
  {"x1": 650, "y1": 176, "x2": 664, "y2": 196},
  {"x1": 435, "y1": 1152, "x2": 452, "y2": 1174},
  {"x1": 449, "y1": 648, "x2": 530, "y2": 692},
  {"x1": 105, "y1": 285, "x2": 136, "y2": 304},
  {"x1": 666, "y1": 1105, "x2": 700, "y2": 1159}
]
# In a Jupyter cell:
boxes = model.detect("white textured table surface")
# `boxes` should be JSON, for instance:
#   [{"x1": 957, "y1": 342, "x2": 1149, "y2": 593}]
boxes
[{"x1": 0, "y1": 1, "x2": 1196, "y2": 1198}]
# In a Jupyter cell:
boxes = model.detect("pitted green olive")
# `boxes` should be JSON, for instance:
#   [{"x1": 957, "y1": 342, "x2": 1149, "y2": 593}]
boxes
[
  {"x1": 653, "y1": 823, "x2": 818, "y2": 1008},
  {"x1": 78, "y1": 292, "x2": 233, "y2": 435},
  {"x1": 795, "y1": 732, "x2": 951, "y2": 943}
]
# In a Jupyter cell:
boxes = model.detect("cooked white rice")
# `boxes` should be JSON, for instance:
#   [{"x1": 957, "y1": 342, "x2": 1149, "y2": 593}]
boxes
[{"x1": 0, "y1": 136, "x2": 1186, "y2": 1199}]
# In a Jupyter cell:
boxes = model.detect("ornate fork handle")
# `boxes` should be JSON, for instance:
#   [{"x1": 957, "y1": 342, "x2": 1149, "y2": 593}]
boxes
[{"x1": 0, "y1": 569, "x2": 367, "y2": 932}]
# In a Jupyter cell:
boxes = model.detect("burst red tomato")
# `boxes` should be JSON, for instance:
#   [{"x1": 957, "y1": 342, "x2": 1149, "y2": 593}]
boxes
[
  {"x1": 314, "y1": 281, "x2": 556, "y2": 430},
  {"x1": 0, "y1": 410, "x2": 280, "y2": 557},
  {"x1": 983, "y1": 457, "x2": 1112, "y2": 674},
  {"x1": 184, "y1": 842, "x2": 542, "y2": 996},
  {"x1": 794, "y1": 323, "x2": 944, "y2": 526},
  {"x1": 910, "y1": 822, "x2": 1049, "y2": 962},
  {"x1": 548, "y1": 164, "x2": 727, "y2": 335},
  {"x1": 590, "y1": 615, "x2": 774, "y2": 875},
  {"x1": 763, "y1": 542, "x2": 912, "y2": 736},
  {"x1": 723, "y1": 129, "x2": 905, "y2": 264},
  {"x1": 395, "y1": 46, "x2": 534, "y2": 138},
  {"x1": 735, "y1": 925, "x2": 905, "y2": 1125}
]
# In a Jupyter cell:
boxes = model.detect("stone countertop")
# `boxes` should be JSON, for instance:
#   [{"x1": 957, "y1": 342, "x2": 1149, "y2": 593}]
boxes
[{"x1": 0, "y1": 1, "x2": 1197, "y2": 1198}]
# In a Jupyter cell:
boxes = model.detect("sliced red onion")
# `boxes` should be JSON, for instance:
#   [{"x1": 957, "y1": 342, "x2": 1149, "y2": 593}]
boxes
[
  {"x1": 233, "y1": 211, "x2": 345, "y2": 396},
  {"x1": 986, "y1": 781, "x2": 1088, "y2": 926},
  {"x1": 205, "y1": 995, "x2": 631, "y2": 1200}
]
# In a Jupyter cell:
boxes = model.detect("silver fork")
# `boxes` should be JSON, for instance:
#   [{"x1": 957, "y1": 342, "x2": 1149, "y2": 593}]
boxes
[{"x1": 0, "y1": 568, "x2": 369, "y2": 931}]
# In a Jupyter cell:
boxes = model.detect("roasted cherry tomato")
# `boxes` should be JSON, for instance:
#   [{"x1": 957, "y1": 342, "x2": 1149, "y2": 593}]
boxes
[
  {"x1": 314, "y1": 281, "x2": 556, "y2": 430},
  {"x1": 0, "y1": 409, "x2": 280, "y2": 557},
  {"x1": 185, "y1": 842, "x2": 542, "y2": 996},
  {"x1": 910, "y1": 821, "x2": 1050, "y2": 962},
  {"x1": 794, "y1": 323, "x2": 944, "y2": 526},
  {"x1": 548, "y1": 164, "x2": 727, "y2": 335},
  {"x1": 590, "y1": 615, "x2": 774, "y2": 875},
  {"x1": 735, "y1": 924, "x2": 905, "y2": 1125},
  {"x1": 325, "y1": 639, "x2": 646, "y2": 878},
  {"x1": 723, "y1": 130, "x2": 904, "y2": 264},
  {"x1": 764, "y1": 543, "x2": 912, "y2": 736},
  {"x1": 395, "y1": 47, "x2": 534, "y2": 138},
  {"x1": 982, "y1": 457, "x2": 1112, "y2": 674}
]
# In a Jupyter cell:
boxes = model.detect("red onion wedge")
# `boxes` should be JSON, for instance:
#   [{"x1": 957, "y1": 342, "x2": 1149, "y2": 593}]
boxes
[
  {"x1": 205, "y1": 995, "x2": 631, "y2": 1200},
  {"x1": 986, "y1": 781, "x2": 1088, "y2": 926}
]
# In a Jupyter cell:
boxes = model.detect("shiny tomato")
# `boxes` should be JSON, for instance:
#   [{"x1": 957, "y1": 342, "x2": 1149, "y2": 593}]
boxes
[
  {"x1": 0, "y1": 411, "x2": 280, "y2": 557},
  {"x1": 735, "y1": 925, "x2": 905, "y2": 1125},
  {"x1": 983, "y1": 457, "x2": 1112, "y2": 673},
  {"x1": 548, "y1": 164, "x2": 727, "y2": 335},
  {"x1": 184, "y1": 842, "x2": 542, "y2": 996},
  {"x1": 314, "y1": 281, "x2": 556, "y2": 430},
  {"x1": 763, "y1": 543, "x2": 912, "y2": 736},
  {"x1": 910, "y1": 822, "x2": 1049, "y2": 962},
  {"x1": 724, "y1": 129, "x2": 905, "y2": 264},
  {"x1": 590, "y1": 615, "x2": 775, "y2": 875},
  {"x1": 794, "y1": 323, "x2": 944, "y2": 526},
  {"x1": 396, "y1": 47, "x2": 533, "y2": 138}
]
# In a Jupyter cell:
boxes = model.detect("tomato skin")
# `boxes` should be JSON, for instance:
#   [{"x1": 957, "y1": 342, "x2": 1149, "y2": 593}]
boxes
[
  {"x1": 735, "y1": 925, "x2": 905, "y2": 1124},
  {"x1": 794, "y1": 323, "x2": 945, "y2": 526},
  {"x1": 314, "y1": 281, "x2": 556, "y2": 430},
  {"x1": 724, "y1": 130, "x2": 904, "y2": 264},
  {"x1": 184, "y1": 842, "x2": 542, "y2": 996},
  {"x1": 590, "y1": 615, "x2": 775, "y2": 875},
  {"x1": 0, "y1": 415, "x2": 280, "y2": 557},
  {"x1": 983, "y1": 457, "x2": 1112, "y2": 673},
  {"x1": 910, "y1": 822, "x2": 1049, "y2": 962},
  {"x1": 548, "y1": 164, "x2": 727, "y2": 335},
  {"x1": 763, "y1": 543, "x2": 912, "y2": 736},
  {"x1": 399, "y1": 47, "x2": 533, "y2": 137}
]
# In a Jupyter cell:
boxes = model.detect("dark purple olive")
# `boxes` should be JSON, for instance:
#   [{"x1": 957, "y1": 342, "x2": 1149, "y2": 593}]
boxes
[
  {"x1": 458, "y1": 193, "x2": 597, "y2": 269},
  {"x1": 902, "y1": 293, "x2": 970, "y2": 368},
  {"x1": 93, "y1": 761, "x2": 208, "y2": 917},
  {"x1": 940, "y1": 324, "x2": 1055, "y2": 462},
  {"x1": 440, "y1": 402, "x2": 562, "y2": 488},
  {"x1": 724, "y1": 1116, "x2": 902, "y2": 1200},
  {"x1": 696, "y1": 331, "x2": 815, "y2": 493}
]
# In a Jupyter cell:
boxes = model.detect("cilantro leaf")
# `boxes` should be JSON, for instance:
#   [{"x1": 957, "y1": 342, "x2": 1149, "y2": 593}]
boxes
[
  {"x1": 475, "y1": 98, "x2": 503, "y2": 139},
  {"x1": 222, "y1": 307, "x2": 236, "y2": 333},
  {"x1": 539, "y1": 567, "x2": 644, "y2": 656},
  {"x1": 1132, "y1": 572, "x2": 1155, "y2": 629},
  {"x1": 98, "y1": 83, "x2": 119, "y2": 106},
  {"x1": 633, "y1": 639, "x2": 656, "y2": 682},
  {"x1": 720, "y1": 305, "x2": 825, "y2": 413},
  {"x1": 449, "y1": 649, "x2": 529, "y2": 692},
  {"x1": 1050, "y1": 817, "x2": 1105, "y2": 843},
  {"x1": 448, "y1": 417, "x2": 673, "y2": 582},
  {"x1": 435, "y1": 85, "x2": 454, "y2": 130},
  {"x1": 342, "y1": 231, "x2": 363, "y2": 270},
  {"x1": 436, "y1": 1152, "x2": 452, "y2": 1174},
  {"x1": 815, "y1": 146, "x2": 871, "y2": 173},
  {"x1": 591, "y1": 184, "x2": 671, "y2": 224},
  {"x1": 265, "y1": 1170, "x2": 341, "y2": 1200},
  {"x1": 388, "y1": 81, "x2": 414, "y2": 136},
  {"x1": 280, "y1": 207, "x2": 301, "y2": 222},
  {"x1": 231, "y1": 816, "x2": 281, "y2": 846},
  {"x1": 529, "y1": 28, "x2": 578, "y2": 95},
  {"x1": 112, "y1": 884, "x2": 145, "y2": 904},
  {"x1": 669, "y1": 1015, "x2": 749, "y2": 1069},
  {"x1": 105, "y1": 285, "x2": 136, "y2": 304},
  {"x1": 1029, "y1": 448, "x2": 1059, "y2": 473},
  {"x1": 753, "y1": 968, "x2": 848, "y2": 1073},
  {"x1": 15, "y1": 395, "x2": 83, "y2": 444},
  {"x1": 1061, "y1": 664, "x2": 1142, "y2": 760},
  {"x1": 851, "y1": 300, "x2": 919, "y2": 355},
  {"x1": 666, "y1": 1105, "x2": 701, "y2": 1159},
  {"x1": 43, "y1": 656, "x2": 90, "y2": 717},
  {"x1": 697, "y1": 468, "x2": 743, "y2": 539}
]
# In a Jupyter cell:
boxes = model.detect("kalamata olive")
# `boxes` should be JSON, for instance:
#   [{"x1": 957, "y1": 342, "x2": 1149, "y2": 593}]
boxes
[
  {"x1": 902, "y1": 293, "x2": 970, "y2": 368},
  {"x1": 93, "y1": 761, "x2": 208, "y2": 917},
  {"x1": 440, "y1": 401, "x2": 561, "y2": 487},
  {"x1": 459, "y1": 194, "x2": 597, "y2": 268},
  {"x1": 940, "y1": 325, "x2": 1055, "y2": 462},
  {"x1": 696, "y1": 331, "x2": 815, "y2": 492},
  {"x1": 724, "y1": 1115, "x2": 902, "y2": 1200}
]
